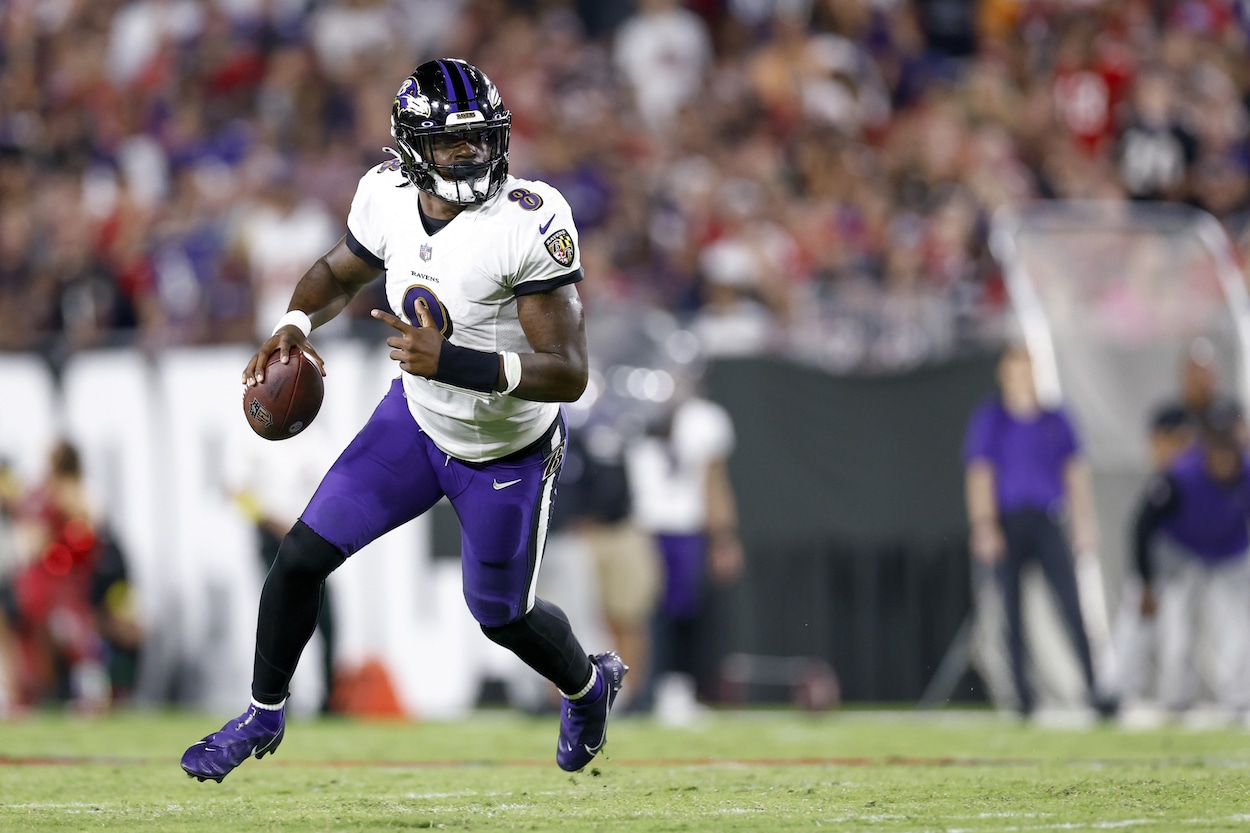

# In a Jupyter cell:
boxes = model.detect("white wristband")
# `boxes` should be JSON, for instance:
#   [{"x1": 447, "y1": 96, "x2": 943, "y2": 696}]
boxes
[
  {"x1": 501, "y1": 351, "x2": 523, "y2": 395},
  {"x1": 272, "y1": 310, "x2": 312, "y2": 338}
]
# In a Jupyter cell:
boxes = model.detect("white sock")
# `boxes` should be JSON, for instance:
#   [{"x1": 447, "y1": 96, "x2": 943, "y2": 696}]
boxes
[
  {"x1": 251, "y1": 698, "x2": 286, "y2": 711},
  {"x1": 561, "y1": 665, "x2": 598, "y2": 701}
]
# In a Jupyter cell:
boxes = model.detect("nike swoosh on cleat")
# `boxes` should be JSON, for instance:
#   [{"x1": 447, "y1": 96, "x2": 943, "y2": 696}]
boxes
[
  {"x1": 539, "y1": 215, "x2": 555, "y2": 234},
  {"x1": 493, "y1": 478, "x2": 522, "y2": 490},
  {"x1": 584, "y1": 725, "x2": 608, "y2": 755}
]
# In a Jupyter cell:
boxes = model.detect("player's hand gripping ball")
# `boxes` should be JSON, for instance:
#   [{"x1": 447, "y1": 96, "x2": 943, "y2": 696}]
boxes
[{"x1": 242, "y1": 348, "x2": 324, "y2": 440}]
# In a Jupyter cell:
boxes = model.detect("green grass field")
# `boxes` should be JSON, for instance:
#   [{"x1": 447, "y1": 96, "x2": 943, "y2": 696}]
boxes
[{"x1": 3, "y1": 708, "x2": 1249, "y2": 832}]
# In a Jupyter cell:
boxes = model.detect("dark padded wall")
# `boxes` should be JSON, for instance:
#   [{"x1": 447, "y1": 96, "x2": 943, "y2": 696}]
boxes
[
  {"x1": 704, "y1": 354, "x2": 999, "y2": 546},
  {"x1": 700, "y1": 353, "x2": 999, "y2": 702}
]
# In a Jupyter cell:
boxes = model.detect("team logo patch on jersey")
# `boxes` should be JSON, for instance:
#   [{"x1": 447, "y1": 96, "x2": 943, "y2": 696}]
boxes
[
  {"x1": 420, "y1": 243, "x2": 433, "y2": 262},
  {"x1": 543, "y1": 229, "x2": 575, "y2": 268}
]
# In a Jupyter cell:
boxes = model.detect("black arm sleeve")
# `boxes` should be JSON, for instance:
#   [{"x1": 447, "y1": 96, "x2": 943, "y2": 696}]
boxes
[{"x1": 1133, "y1": 475, "x2": 1179, "y2": 586}]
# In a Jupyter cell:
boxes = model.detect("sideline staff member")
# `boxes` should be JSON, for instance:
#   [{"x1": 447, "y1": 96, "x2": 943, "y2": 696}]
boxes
[{"x1": 963, "y1": 345, "x2": 1106, "y2": 717}]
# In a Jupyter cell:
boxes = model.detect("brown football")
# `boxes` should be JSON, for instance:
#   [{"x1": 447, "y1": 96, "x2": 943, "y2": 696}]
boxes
[{"x1": 242, "y1": 348, "x2": 324, "y2": 440}]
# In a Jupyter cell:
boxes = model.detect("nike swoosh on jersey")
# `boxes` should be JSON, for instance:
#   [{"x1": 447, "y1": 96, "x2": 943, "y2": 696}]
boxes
[
  {"x1": 493, "y1": 478, "x2": 522, "y2": 490},
  {"x1": 539, "y1": 215, "x2": 555, "y2": 234}
]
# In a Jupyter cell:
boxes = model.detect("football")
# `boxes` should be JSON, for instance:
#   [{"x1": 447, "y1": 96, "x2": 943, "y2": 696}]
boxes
[{"x1": 242, "y1": 348, "x2": 324, "y2": 440}]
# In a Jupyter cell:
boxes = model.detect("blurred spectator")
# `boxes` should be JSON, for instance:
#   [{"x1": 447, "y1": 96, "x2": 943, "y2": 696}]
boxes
[
  {"x1": 0, "y1": 441, "x2": 142, "y2": 710},
  {"x1": 614, "y1": 0, "x2": 713, "y2": 134},
  {"x1": 914, "y1": 0, "x2": 978, "y2": 60},
  {"x1": 1132, "y1": 400, "x2": 1250, "y2": 716},
  {"x1": 690, "y1": 178, "x2": 789, "y2": 357},
  {"x1": 310, "y1": 0, "x2": 395, "y2": 81},
  {"x1": 963, "y1": 345, "x2": 1110, "y2": 718},
  {"x1": 626, "y1": 387, "x2": 743, "y2": 725},
  {"x1": 748, "y1": 8, "x2": 889, "y2": 137},
  {"x1": 1116, "y1": 67, "x2": 1196, "y2": 202},
  {"x1": 230, "y1": 158, "x2": 339, "y2": 342}
]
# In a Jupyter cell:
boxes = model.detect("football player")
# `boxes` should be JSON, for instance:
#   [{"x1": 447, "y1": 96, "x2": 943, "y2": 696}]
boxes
[
  {"x1": 181, "y1": 59, "x2": 625, "y2": 781},
  {"x1": 1133, "y1": 400, "x2": 1250, "y2": 714}
]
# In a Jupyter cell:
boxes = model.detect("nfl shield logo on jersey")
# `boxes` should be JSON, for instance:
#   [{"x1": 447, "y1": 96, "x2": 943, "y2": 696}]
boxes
[
  {"x1": 419, "y1": 243, "x2": 433, "y2": 262},
  {"x1": 543, "y1": 230, "x2": 575, "y2": 268}
]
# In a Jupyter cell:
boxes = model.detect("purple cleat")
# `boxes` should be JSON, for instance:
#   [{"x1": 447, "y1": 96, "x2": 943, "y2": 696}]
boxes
[
  {"x1": 557, "y1": 652, "x2": 628, "y2": 772},
  {"x1": 181, "y1": 703, "x2": 285, "y2": 783}
]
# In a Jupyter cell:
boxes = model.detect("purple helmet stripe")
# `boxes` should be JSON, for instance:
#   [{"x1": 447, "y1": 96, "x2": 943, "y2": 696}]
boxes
[
  {"x1": 454, "y1": 61, "x2": 479, "y2": 109},
  {"x1": 438, "y1": 60, "x2": 460, "y2": 113}
]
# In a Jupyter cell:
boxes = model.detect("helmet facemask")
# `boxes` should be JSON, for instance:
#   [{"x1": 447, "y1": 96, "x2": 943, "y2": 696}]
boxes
[{"x1": 392, "y1": 119, "x2": 511, "y2": 205}]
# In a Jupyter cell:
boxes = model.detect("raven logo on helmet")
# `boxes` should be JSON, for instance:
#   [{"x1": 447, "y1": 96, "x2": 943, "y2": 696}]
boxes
[
  {"x1": 388, "y1": 59, "x2": 511, "y2": 206},
  {"x1": 395, "y1": 78, "x2": 432, "y2": 118}
]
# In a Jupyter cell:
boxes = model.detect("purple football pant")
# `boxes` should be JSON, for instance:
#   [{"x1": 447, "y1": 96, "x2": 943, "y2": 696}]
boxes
[
  {"x1": 656, "y1": 533, "x2": 707, "y2": 621},
  {"x1": 300, "y1": 379, "x2": 564, "y2": 627}
]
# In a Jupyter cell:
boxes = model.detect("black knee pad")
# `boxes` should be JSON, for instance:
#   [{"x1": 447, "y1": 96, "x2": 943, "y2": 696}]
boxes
[
  {"x1": 480, "y1": 599, "x2": 589, "y2": 693},
  {"x1": 479, "y1": 598, "x2": 567, "y2": 647},
  {"x1": 273, "y1": 520, "x2": 346, "y2": 580},
  {"x1": 480, "y1": 614, "x2": 535, "y2": 652}
]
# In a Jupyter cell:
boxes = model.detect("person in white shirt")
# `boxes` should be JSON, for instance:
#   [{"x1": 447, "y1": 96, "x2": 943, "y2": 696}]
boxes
[
  {"x1": 613, "y1": 0, "x2": 712, "y2": 134},
  {"x1": 627, "y1": 391, "x2": 743, "y2": 723}
]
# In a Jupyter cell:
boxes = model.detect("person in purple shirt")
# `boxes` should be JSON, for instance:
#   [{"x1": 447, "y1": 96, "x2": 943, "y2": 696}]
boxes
[
  {"x1": 1133, "y1": 399, "x2": 1250, "y2": 715},
  {"x1": 963, "y1": 345, "x2": 1108, "y2": 717}
]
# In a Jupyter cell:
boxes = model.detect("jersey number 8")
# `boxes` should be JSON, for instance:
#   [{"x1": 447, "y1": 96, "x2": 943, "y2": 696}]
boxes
[
  {"x1": 403, "y1": 285, "x2": 453, "y2": 337},
  {"x1": 507, "y1": 188, "x2": 543, "y2": 211}
]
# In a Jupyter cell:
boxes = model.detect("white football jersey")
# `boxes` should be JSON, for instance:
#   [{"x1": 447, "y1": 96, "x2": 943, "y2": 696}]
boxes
[
  {"x1": 627, "y1": 398, "x2": 735, "y2": 534},
  {"x1": 346, "y1": 165, "x2": 582, "y2": 462}
]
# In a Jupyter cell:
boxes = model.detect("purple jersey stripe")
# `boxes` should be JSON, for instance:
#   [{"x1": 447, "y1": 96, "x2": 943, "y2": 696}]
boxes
[{"x1": 439, "y1": 60, "x2": 460, "y2": 113}]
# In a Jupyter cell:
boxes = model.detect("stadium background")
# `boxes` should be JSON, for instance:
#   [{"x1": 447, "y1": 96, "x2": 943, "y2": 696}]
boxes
[{"x1": 2, "y1": 0, "x2": 1250, "y2": 715}]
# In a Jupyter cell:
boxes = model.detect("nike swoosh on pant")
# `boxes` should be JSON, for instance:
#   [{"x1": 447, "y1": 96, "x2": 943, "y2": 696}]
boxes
[
  {"x1": 493, "y1": 478, "x2": 522, "y2": 490},
  {"x1": 539, "y1": 216, "x2": 555, "y2": 234}
]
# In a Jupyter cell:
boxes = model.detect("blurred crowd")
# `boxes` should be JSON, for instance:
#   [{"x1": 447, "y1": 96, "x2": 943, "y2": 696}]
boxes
[
  {"x1": 4, "y1": 0, "x2": 1250, "y2": 371},
  {"x1": 0, "y1": 443, "x2": 142, "y2": 713}
]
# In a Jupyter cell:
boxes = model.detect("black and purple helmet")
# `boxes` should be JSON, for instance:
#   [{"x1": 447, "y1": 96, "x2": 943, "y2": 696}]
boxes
[{"x1": 389, "y1": 58, "x2": 511, "y2": 205}]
